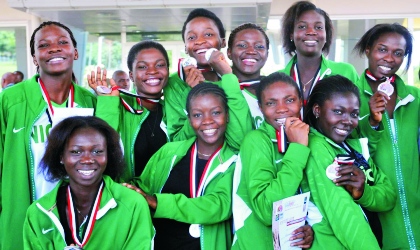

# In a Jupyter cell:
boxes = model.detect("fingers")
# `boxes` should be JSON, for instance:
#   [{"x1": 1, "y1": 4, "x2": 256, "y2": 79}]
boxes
[
  {"x1": 121, "y1": 183, "x2": 144, "y2": 195},
  {"x1": 290, "y1": 225, "x2": 314, "y2": 248}
]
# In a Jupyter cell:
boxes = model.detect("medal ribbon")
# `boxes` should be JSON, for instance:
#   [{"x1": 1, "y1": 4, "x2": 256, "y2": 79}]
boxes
[
  {"x1": 276, "y1": 125, "x2": 288, "y2": 153},
  {"x1": 190, "y1": 142, "x2": 223, "y2": 198},
  {"x1": 38, "y1": 78, "x2": 74, "y2": 123},
  {"x1": 67, "y1": 182, "x2": 104, "y2": 248},
  {"x1": 365, "y1": 70, "x2": 395, "y2": 83},
  {"x1": 111, "y1": 86, "x2": 160, "y2": 115},
  {"x1": 239, "y1": 79, "x2": 261, "y2": 90}
]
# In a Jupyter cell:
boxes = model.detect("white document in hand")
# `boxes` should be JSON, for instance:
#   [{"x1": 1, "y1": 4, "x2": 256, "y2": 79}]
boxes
[{"x1": 272, "y1": 192, "x2": 310, "y2": 250}]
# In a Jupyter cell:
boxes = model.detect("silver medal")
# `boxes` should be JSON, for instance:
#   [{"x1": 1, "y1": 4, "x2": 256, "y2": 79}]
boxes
[
  {"x1": 378, "y1": 81, "x2": 394, "y2": 97},
  {"x1": 326, "y1": 162, "x2": 340, "y2": 180},
  {"x1": 96, "y1": 85, "x2": 112, "y2": 94},
  {"x1": 189, "y1": 224, "x2": 201, "y2": 238},
  {"x1": 205, "y1": 48, "x2": 217, "y2": 61},
  {"x1": 182, "y1": 57, "x2": 197, "y2": 67}
]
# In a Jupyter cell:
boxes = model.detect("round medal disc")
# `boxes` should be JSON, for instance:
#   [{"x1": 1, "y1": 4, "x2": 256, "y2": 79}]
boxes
[
  {"x1": 96, "y1": 85, "x2": 112, "y2": 94},
  {"x1": 205, "y1": 48, "x2": 217, "y2": 61},
  {"x1": 182, "y1": 57, "x2": 197, "y2": 67},
  {"x1": 326, "y1": 163, "x2": 340, "y2": 180},
  {"x1": 378, "y1": 81, "x2": 394, "y2": 96},
  {"x1": 189, "y1": 224, "x2": 201, "y2": 238}
]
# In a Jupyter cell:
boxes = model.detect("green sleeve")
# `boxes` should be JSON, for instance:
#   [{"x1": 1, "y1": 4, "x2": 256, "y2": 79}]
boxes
[
  {"x1": 241, "y1": 132, "x2": 309, "y2": 226},
  {"x1": 217, "y1": 74, "x2": 253, "y2": 152},
  {"x1": 95, "y1": 95, "x2": 121, "y2": 131},
  {"x1": 306, "y1": 139, "x2": 379, "y2": 250},
  {"x1": 23, "y1": 211, "x2": 43, "y2": 250},
  {"x1": 355, "y1": 157, "x2": 396, "y2": 212},
  {"x1": 153, "y1": 165, "x2": 234, "y2": 224},
  {"x1": 353, "y1": 113, "x2": 384, "y2": 157},
  {"x1": 163, "y1": 75, "x2": 196, "y2": 142},
  {"x1": 122, "y1": 196, "x2": 155, "y2": 250},
  {"x1": 0, "y1": 95, "x2": 5, "y2": 211},
  {"x1": 346, "y1": 65, "x2": 360, "y2": 83}
]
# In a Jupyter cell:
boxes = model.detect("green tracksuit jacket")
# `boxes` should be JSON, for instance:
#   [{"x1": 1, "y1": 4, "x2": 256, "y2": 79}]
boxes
[
  {"x1": 0, "y1": 75, "x2": 96, "y2": 250},
  {"x1": 278, "y1": 55, "x2": 360, "y2": 84},
  {"x1": 96, "y1": 94, "x2": 168, "y2": 182},
  {"x1": 135, "y1": 137, "x2": 237, "y2": 250},
  {"x1": 301, "y1": 128, "x2": 396, "y2": 250},
  {"x1": 353, "y1": 72, "x2": 420, "y2": 250},
  {"x1": 23, "y1": 175, "x2": 154, "y2": 250},
  {"x1": 231, "y1": 121, "x2": 310, "y2": 250},
  {"x1": 163, "y1": 72, "x2": 253, "y2": 151}
]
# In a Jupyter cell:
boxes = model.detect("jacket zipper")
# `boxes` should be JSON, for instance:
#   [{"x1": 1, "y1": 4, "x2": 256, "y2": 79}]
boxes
[
  {"x1": 28, "y1": 106, "x2": 48, "y2": 202},
  {"x1": 384, "y1": 112, "x2": 416, "y2": 250}
]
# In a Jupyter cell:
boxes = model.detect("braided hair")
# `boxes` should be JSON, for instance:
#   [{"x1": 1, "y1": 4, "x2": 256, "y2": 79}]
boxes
[
  {"x1": 186, "y1": 83, "x2": 228, "y2": 115},
  {"x1": 30, "y1": 21, "x2": 77, "y2": 73},
  {"x1": 303, "y1": 75, "x2": 360, "y2": 129},
  {"x1": 256, "y1": 72, "x2": 302, "y2": 105},
  {"x1": 228, "y1": 23, "x2": 270, "y2": 51}
]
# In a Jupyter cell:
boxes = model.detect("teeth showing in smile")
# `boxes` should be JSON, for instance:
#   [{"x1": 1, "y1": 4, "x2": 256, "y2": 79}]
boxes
[
  {"x1": 145, "y1": 79, "x2": 160, "y2": 84},
  {"x1": 304, "y1": 41, "x2": 317, "y2": 45},
  {"x1": 202, "y1": 129, "x2": 217, "y2": 135},
  {"x1": 49, "y1": 58, "x2": 64, "y2": 62},
  {"x1": 78, "y1": 170, "x2": 94, "y2": 176},
  {"x1": 379, "y1": 66, "x2": 392, "y2": 71},
  {"x1": 196, "y1": 49, "x2": 209, "y2": 54},
  {"x1": 242, "y1": 59, "x2": 257, "y2": 63},
  {"x1": 335, "y1": 128, "x2": 348, "y2": 135},
  {"x1": 275, "y1": 118, "x2": 287, "y2": 125}
]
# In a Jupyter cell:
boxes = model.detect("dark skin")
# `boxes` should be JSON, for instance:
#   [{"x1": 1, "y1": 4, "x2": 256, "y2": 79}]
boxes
[
  {"x1": 32, "y1": 25, "x2": 79, "y2": 105},
  {"x1": 365, "y1": 32, "x2": 406, "y2": 120}
]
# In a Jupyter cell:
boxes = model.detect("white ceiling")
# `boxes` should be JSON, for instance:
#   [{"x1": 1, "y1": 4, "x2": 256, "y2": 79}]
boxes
[{"x1": 7, "y1": 0, "x2": 272, "y2": 34}]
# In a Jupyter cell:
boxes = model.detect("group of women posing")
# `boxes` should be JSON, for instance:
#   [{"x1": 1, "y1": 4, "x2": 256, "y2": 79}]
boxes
[{"x1": 0, "y1": 1, "x2": 418, "y2": 249}]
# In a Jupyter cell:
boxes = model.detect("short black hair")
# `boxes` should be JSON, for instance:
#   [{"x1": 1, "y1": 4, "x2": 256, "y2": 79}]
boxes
[
  {"x1": 186, "y1": 82, "x2": 228, "y2": 114},
  {"x1": 127, "y1": 40, "x2": 169, "y2": 72},
  {"x1": 354, "y1": 23, "x2": 413, "y2": 71},
  {"x1": 228, "y1": 23, "x2": 270, "y2": 51},
  {"x1": 41, "y1": 116, "x2": 125, "y2": 182},
  {"x1": 14, "y1": 71, "x2": 24, "y2": 80},
  {"x1": 303, "y1": 75, "x2": 360, "y2": 129},
  {"x1": 256, "y1": 72, "x2": 302, "y2": 104},
  {"x1": 281, "y1": 1, "x2": 333, "y2": 56},
  {"x1": 181, "y1": 8, "x2": 225, "y2": 42}
]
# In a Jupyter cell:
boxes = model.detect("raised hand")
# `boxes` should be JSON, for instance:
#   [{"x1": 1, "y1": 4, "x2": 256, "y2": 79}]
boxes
[
  {"x1": 184, "y1": 65, "x2": 205, "y2": 88},
  {"x1": 284, "y1": 117, "x2": 310, "y2": 146},
  {"x1": 334, "y1": 165, "x2": 366, "y2": 200},
  {"x1": 207, "y1": 50, "x2": 232, "y2": 76},
  {"x1": 368, "y1": 91, "x2": 390, "y2": 127},
  {"x1": 87, "y1": 66, "x2": 119, "y2": 97}
]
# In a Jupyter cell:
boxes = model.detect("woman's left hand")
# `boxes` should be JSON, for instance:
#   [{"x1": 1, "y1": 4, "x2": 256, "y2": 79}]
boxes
[
  {"x1": 289, "y1": 225, "x2": 314, "y2": 248},
  {"x1": 333, "y1": 165, "x2": 366, "y2": 199},
  {"x1": 121, "y1": 183, "x2": 157, "y2": 209},
  {"x1": 87, "y1": 66, "x2": 120, "y2": 97}
]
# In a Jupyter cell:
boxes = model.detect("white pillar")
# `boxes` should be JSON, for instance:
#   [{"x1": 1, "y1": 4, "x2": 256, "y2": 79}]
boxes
[{"x1": 97, "y1": 36, "x2": 104, "y2": 67}]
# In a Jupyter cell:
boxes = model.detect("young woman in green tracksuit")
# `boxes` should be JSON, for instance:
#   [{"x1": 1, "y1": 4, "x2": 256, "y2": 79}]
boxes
[
  {"x1": 90, "y1": 41, "x2": 169, "y2": 182},
  {"x1": 278, "y1": 1, "x2": 359, "y2": 109},
  {"x1": 232, "y1": 72, "x2": 314, "y2": 250},
  {"x1": 227, "y1": 23, "x2": 269, "y2": 129},
  {"x1": 301, "y1": 75, "x2": 396, "y2": 250},
  {"x1": 353, "y1": 23, "x2": 419, "y2": 250},
  {"x1": 23, "y1": 116, "x2": 154, "y2": 250},
  {"x1": 164, "y1": 8, "x2": 252, "y2": 150},
  {"x1": 0, "y1": 21, "x2": 96, "y2": 250},
  {"x1": 123, "y1": 83, "x2": 242, "y2": 250}
]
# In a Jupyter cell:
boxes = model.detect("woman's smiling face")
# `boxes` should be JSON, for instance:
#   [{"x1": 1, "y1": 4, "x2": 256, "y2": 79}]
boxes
[
  {"x1": 184, "y1": 17, "x2": 225, "y2": 67},
  {"x1": 314, "y1": 92, "x2": 360, "y2": 144}
]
